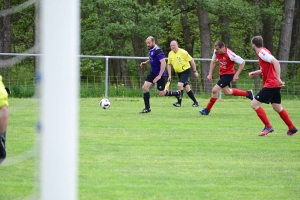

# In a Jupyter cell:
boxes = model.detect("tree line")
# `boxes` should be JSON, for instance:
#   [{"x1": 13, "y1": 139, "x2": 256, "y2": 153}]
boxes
[{"x1": 0, "y1": 0, "x2": 299, "y2": 94}]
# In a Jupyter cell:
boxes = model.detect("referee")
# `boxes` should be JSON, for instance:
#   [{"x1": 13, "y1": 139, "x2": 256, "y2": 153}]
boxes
[{"x1": 167, "y1": 40, "x2": 199, "y2": 107}]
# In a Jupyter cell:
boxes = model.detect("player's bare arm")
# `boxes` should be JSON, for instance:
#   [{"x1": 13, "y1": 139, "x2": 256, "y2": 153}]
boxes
[
  {"x1": 233, "y1": 61, "x2": 245, "y2": 81},
  {"x1": 167, "y1": 64, "x2": 172, "y2": 81},
  {"x1": 249, "y1": 70, "x2": 262, "y2": 78},
  {"x1": 140, "y1": 60, "x2": 149, "y2": 67},
  {"x1": 189, "y1": 60, "x2": 199, "y2": 77},
  {"x1": 271, "y1": 58, "x2": 285, "y2": 86},
  {"x1": 207, "y1": 60, "x2": 216, "y2": 81}
]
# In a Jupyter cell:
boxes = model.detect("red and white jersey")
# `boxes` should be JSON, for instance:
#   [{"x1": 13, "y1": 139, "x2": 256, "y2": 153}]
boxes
[
  {"x1": 257, "y1": 48, "x2": 281, "y2": 88},
  {"x1": 212, "y1": 48, "x2": 244, "y2": 75}
]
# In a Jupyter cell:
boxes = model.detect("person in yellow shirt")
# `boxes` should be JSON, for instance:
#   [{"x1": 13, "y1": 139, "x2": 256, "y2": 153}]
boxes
[
  {"x1": 167, "y1": 40, "x2": 199, "y2": 107},
  {"x1": 0, "y1": 75, "x2": 9, "y2": 164}
]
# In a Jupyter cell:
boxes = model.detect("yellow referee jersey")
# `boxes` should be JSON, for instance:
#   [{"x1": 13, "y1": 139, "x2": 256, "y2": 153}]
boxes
[
  {"x1": 167, "y1": 48, "x2": 193, "y2": 73},
  {"x1": 0, "y1": 76, "x2": 8, "y2": 108}
]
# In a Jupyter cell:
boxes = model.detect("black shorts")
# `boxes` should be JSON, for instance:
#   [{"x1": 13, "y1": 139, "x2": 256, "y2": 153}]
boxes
[
  {"x1": 177, "y1": 68, "x2": 191, "y2": 86},
  {"x1": 217, "y1": 74, "x2": 234, "y2": 88},
  {"x1": 145, "y1": 72, "x2": 166, "y2": 91},
  {"x1": 255, "y1": 87, "x2": 281, "y2": 104}
]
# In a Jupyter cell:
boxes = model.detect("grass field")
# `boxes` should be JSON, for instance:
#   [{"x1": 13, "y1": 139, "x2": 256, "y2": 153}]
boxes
[{"x1": 1, "y1": 96, "x2": 300, "y2": 200}]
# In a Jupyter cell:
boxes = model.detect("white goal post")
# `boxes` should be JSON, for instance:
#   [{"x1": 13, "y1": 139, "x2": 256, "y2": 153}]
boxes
[{"x1": 40, "y1": 0, "x2": 80, "y2": 199}]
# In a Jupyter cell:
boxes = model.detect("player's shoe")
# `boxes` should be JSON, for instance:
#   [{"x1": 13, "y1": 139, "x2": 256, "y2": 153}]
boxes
[
  {"x1": 258, "y1": 126, "x2": 274, "y2": 136},
  {"x1": 247, "y1": 90, "x2": 253, "y2": 100},
  {"x1": 140, "y1": 108, "x2": 151, "y2": 114},
  {"x1": 199, "y1": 108, "x2": 210, "y2": 115},
  {"x1": 287, "y1": 127, "x2": 298, "y2": 136},
  {"x1": 192, "y1": 102, "x2": 199, "y2": 107},
  {"x1": 173, "y1": 102, "x2": 181, "y2": 107}
]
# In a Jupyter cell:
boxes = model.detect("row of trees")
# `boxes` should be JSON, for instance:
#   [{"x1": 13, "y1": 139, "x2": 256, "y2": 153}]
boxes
[{"x1": 0, "y1": 0, "x2": 299, "y2": 93}]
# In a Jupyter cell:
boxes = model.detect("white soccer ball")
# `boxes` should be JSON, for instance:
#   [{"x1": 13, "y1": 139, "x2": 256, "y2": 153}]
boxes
[{"x1": 100, "y1": 98, "x2": 111, "y2": 109}]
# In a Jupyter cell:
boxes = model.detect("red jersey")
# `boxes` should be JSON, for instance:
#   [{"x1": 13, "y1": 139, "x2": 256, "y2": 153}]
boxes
[
  {"x1": 257, "y1": 48, "x2": 281, "y2": 88},
  {"x1": 212, "y1": 48, "x2": 244, "y2": 75}
]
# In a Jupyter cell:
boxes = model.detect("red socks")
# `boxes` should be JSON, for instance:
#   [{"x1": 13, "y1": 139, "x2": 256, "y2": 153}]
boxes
[
  {"x1": 206, "y1": 98, "x2": 218, "y2": 111},
  {"x1": 279, "y1": 109, "x2": 294, "y2": 130},
  {"x1": 256, "y1": 108, "x2": 295, "y2": 130},
  {"x1": 255, "y1": 107, "x2": 271, "y2": 127},
  {"x1": 232, "y1": 88, "x2": 248, "y2": 97},
  {"x1": 205, "y1": 89, "x2": 248, "y2": 112}
]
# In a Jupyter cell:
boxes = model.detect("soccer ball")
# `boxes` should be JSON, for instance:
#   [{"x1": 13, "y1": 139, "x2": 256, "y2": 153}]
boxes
[{"x1": 100, "y1": 98, "x2": 110, "y2": 109}]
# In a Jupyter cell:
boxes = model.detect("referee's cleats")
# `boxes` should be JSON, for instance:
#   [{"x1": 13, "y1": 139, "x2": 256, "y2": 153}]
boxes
[
  {"x1": 173, "y1": 102, "x2": 181, "y2": 107},
  {"x1": 199, "y1": 108, "x2": 210, "y2": 115},
  {"x1": 140, "y1": 108, "x2": 151, "y2": 114},
  {"x1": 287, "y1": 127, "x2": 298, "y2": 136},
  {"x1": 247, "y1": 90, "x2": 253, "y2": 100},
  {"x1": 192, "y1": 102, "x2": 199, "y2": 107}
]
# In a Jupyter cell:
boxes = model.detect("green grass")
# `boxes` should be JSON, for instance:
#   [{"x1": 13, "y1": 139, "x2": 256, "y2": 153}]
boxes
[{"x1": 1, "y1": 97, "x2": 300, "y2": 199}]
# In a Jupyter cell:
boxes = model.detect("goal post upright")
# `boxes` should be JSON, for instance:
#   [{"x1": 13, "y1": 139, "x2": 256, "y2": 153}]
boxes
[{"x1": 40, "y1": 0, "x2": 80, "y2": 199}]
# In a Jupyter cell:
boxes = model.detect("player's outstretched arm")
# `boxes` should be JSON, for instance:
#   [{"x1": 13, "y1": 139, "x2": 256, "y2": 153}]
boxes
[
  {"x1": 140, "y1": 60, "x2": 149, "y2": 67},
  {"x1": 248, "y1": 70, "x2": 262, "y2": 78}
]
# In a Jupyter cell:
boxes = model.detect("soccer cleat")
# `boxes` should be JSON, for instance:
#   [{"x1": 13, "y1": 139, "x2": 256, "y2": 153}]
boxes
[
  {"x1": 140, "y1": 108, "x2": 151, "y2": 114},
  {"x1": 247, "y1": 90, "x2": 254, "y2": 100},
  {"x1": 287, "y1": 127, "x2": 298, "y2": 136},
  {"x1": 192, "y1": 102, "x2": 199, "y2": 107},
  {"x1": 258, "y1": 126, "x2": 274, "y2": 136},
  {"x1": 173, "y1": 102, "x2": 181, "y2": 107},
  {"x1": 199, "y1": 108, "x2": 210, "y2": 115}
]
